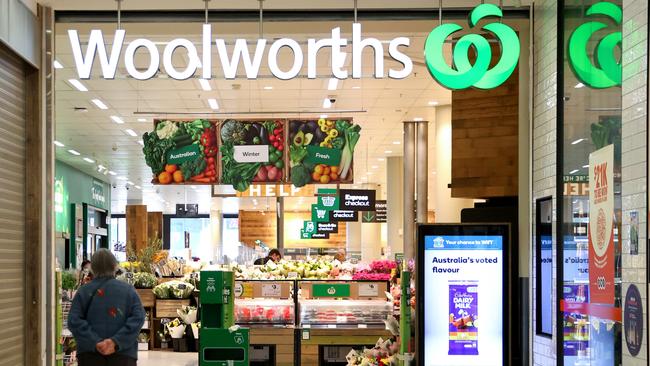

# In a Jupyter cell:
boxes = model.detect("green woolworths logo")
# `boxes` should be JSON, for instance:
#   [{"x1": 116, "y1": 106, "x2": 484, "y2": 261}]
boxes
[
  {"x1": 424, "y1": 4, "x2": 520, "y2": 90},
  {"x1": 568, "y1": 2, "x2": 622, "y2": 89}
]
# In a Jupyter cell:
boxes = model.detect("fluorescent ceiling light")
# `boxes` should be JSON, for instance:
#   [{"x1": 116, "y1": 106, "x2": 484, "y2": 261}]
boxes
[
  {"x1": 574, "y1": 83, "x2": 585, "y2": 89},
  {"x1": 384, "y1": 150, "x2": 392, "y2": 154},
  {"x1": 199, "y1": 79, "x2": 212, "y2": 91},
  {"x1": 428, "y1": 101, "x2": 439, "y2": 106},
  {"x1": 137, "y1": 118, "x2": 147, "y2": 122},
  {"x1": 53, "y1": 140, "x2": 65, "y2": 147},
  {"x1": 569, "y1": 169, "x2": 579, "y2": 174},
  {"x1": 352, "y1": 86, "x2": 361, "y2": 89},
  {"x1": 377, "y1": 158, "x2": 385, "y2": 161},
  {"x1": 83, "y1": 157, "x2": 95, "y2": 163},
  {"x1": 327, "y1": 78, "x2": 338, "y2": 91},
  {"x1": 571, "y1": 138, "x2": 585, "y2": 145},
  {"x1": 320, "y1": 114, "x2": 328, "y2": 119},
  {"x1": 138, "y1": 140, "x2": 144, "y2": 146},
  {"x1": 53, "y1": 60, "x2": 63, "y2": 69},
  {"x1": 117, "y1": 176, "x2": 128, "y2": 180},
  {"x1": 98, "y1": 164, "x2": 106, "y2": 170},
  {"x1": 208, "y1": 98, "x2": 219, "y2": 110},
  {"x1": 135, "y1": 185, "x2": 142, "y2": 190},
  {"x1": 68, "y1": 149, "x2": 81, "y2": 156},
  {"x1": 111, "y1": 116, "x2": 125, "y2": 124},
  {"x1": 582, "y1": 164, "x2": 589, "y2": 168},
  {"x1": 322, "y1": 98, "x2": 332, "y2": 109},
  {"x1": 68, "y1": 79, "x2": 88, "y2": 92},
  {"x1": 263, "y1": 86, "x2": 273, "y2": 90},
  {"x1": 393, "y1": 141, "x2": 401, "y2": 145},
  {"x1": 414, "y1": 117, "x2": 424, "y2": 121},
  {"x1": 125, "y1": 129, "x2": 138, "y2": 137},
  {"x1": 108, "y1": 171, "x2": 117, "y2": 176},
  {"x1": 127, "y1": 181, "x2": 135, "y2": 186},
  {"x1": 91, "y1": 99, "x2": 108, "y2": 109},
  {"x1": 371, "y1": 165, "x2": 378, "y2": 169}
]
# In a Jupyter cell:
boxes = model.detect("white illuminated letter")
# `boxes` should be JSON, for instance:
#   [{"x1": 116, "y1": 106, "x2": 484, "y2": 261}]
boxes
[
  {"x1": 216, "y1": 39, "x2": 267, "y2": 79},
  {"x1": 268, "y1": 39, "x2": 304, "y2": 80},
  {"x1": 388, "y1": 37, "x2": 412, "y2": 79},
  {"x1": 352, "y1": 23, "x2": 384, "y2": 78},
  {"x1": 68, "y1": 29, "x2": 125, "y2": 79},
  {"x1": 307, "y1": 36, "x2": 333, "y2": 79},
  {"x1": 202, "y1": 24, "x2": 212, "y2": 79},
  {"x1": 163, "y1": 39, "x2": 200, "y2": 80},
  {"x1": 331, "y1": 28, "x2": 348, "y2": 79},
  {"x1": 124, "y1": 39, "x2": 159, "y2": 80}
]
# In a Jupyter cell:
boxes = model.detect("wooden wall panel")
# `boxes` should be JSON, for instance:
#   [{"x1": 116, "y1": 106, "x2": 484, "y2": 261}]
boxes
[
  {"x1": 126, "y1": 205, "x2": 148, "y2": 253},
  {"x1": 238, "y1": 210, "x2": 277, "y2": 248},
  {"x1": 451, "y1": 40, "x2": 519, "y2": 199},
  {"x1": 147, "y1": 212, "x2": 163, "y2": 242}
]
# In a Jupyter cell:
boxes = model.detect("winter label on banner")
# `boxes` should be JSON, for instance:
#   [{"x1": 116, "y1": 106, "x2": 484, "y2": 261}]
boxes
[{"x1": 588, "y1": 145, "x2": 615, "y2": 305}]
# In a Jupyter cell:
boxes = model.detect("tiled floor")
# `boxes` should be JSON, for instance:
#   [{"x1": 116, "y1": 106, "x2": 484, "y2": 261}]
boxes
[{"x1": 137, "y1": 351, "x2": 198, "y2": 365}]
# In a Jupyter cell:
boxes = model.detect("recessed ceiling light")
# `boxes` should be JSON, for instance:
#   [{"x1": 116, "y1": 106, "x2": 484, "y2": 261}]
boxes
[
  {"x1": 127, "y1": 181, "x2": 135, "y2": 186},
  {"x1": 199, "y1": 79, "x2": 212, "y2": 91},
  {"x1": 91, "y1": 99, "x2": 108, "y2": 110},
  {"x1": 137, "y1": 118, "x2": 147, "y2": 122},
  {"x1": 53, "y1": 60, "x2": 63, "y2": 69},
  {"x1": 125, "y1": 129, "x2": 138, "y2": 137},
  {"x1": 322, "y1": 98, "x2": 332, "y2": 109},
  {"x1": 582, "y1": 165, "x2": 589, "y2": 168},
  {"x1": 574, "y1": 83, "x2": 585, "y2": 89},
  {"x1": 371, "y1": 165, "x2": 378, "y2": 169},
  {"x1": 111, "y1": 116, "x2": 125, "y2": 124},
  {"x1": 68, "y1": 79, "x2": 88, "y2": 92},
  {"x1": 414, "y1": 117, "x2": 424, "y2": 121},
  {"x1": 117, "y1": 176, "x2": 128, "y2": 180},
  {"x1": 208, "y1": 98, "x2": 219, "y2": 110},
  {"x1": 377, "y1": 158, "x2": 385, "y2": 161},
  {"x1": 352, "y1": 86, "x2": 361, "y2": 89},
  {"x1": 138, "y1": 140, "x2": 144, "y2": 146},
  {"x1": 571, "y1": 138, "x2": 585, "y2": 145},
  {"x1": 393, "y1": 141, "x2": 401, "y2": 145},
  {"x1": 68, "y1": 149, "x2": 81, "y2": 156},
  {"x1": 320, "y1": 114, "x2": 328, "y2": 119},
  {"x1": 428, "y1": 101, "x2": 439, "y2": 106},
  {"x1": 327, "y1": 78, "x2": 339, "y2": 91},
  {"x1": 135, "y1": 185, "x2": 142, "y2": 189},
  {"x1": 366, "y1": 172, "x2": 373, "y2": 175},
  {"x1": 384, "y1": 150, "x2": 392, "y2": 154},
  {"x1": 263, "y1": 86, "x2": 273, "y2": 90},
  {"x1": 83, "y1": 157, "x2": 95, "y2": 163},
  {"x1": 53, "y1": 140, "x2": 65, "y2": 147},
  {"x1": 569, "y1": 169, "x2": 579, "y2": 174},
  {"x1": 108, "y1": 171, "x2": 117, "y2": 176},
  {"x1": 98, "y1": 164, "x2": 106, "y2": 170}
]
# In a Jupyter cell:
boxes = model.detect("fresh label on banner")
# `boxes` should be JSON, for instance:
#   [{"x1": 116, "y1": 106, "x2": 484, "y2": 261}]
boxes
[
  {"x1": 329, "y1": 210, "x2": 358, "y2": 222},
  {"x1": 233, "y1": 145, "x2": 269, "y2": 163},
  {"x1": 317, "y1": 222, "x2": 338, "y2": 233},
  {"x1": 339, "y1": 189, "x2": 376, "y2": 211},
  {"x1": 305, "y1": 146, "x2": 342, "y2": 166},
  {"x1": 588, "y1": 145, "x2": 615, "y2": 305},
  {"x1": 167, "y1": 144, "x2": 201, "y2": 164},
  {"x1": 448, "y1": 282, "x2": 479, "y2": 355}
]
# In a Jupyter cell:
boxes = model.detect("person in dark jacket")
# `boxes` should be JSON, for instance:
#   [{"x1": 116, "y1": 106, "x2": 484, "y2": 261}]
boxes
[
  {"x1": 68, "y1": 249, "x2": 145, "y2": 366},
  {"x1": 254, "y1": 249, "x2": 282, "y2": 265}
]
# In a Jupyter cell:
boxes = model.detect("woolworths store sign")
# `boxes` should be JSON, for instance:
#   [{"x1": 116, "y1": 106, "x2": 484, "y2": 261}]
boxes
[{"x1": 68, "y1": 4, "x2": 520, "y2": 90}]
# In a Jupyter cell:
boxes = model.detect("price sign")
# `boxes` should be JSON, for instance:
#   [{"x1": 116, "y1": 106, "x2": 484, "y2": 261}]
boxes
[
  {"x1": 262, "y1": 283, "x2": 282, "y2": 298},
  {"x1": 358, "y1": 283, "x2": 379, "y2": 297}
]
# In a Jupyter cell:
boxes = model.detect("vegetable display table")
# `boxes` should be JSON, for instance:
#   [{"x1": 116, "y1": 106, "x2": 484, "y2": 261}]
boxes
[{"x1": 300, "y1": 328, "x2": 392, "y2": 366}]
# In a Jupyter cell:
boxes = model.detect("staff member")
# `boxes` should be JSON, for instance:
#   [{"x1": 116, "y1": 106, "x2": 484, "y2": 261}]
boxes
[
  {"x1": 254, "y1": 249, "x2": 283, "y2": 265},
  {"x1": 68, "y1": 249, "x2": 145, "y2": 366}
]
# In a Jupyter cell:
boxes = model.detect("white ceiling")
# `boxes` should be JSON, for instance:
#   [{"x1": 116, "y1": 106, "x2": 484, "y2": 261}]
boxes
[{"x1": 53, "y1": 16, "x2": 529, "y2": 213}]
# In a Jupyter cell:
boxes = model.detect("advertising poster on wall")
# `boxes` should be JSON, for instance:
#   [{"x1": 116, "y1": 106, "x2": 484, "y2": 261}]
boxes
[
  {"x1": 588, "y1": 145, "x2": 615, "y2": 305},
  {"x1": 418, "y1": 225, "x2": 506, "y2": 366}
]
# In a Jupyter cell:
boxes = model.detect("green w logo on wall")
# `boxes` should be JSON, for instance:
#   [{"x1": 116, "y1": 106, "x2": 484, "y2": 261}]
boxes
[
  {"x1": 568, "y1": 2, "x2": 622, "y2": 88},
  {"x1": 424, "y1": 4, "x2": 520, "y2": 90}
]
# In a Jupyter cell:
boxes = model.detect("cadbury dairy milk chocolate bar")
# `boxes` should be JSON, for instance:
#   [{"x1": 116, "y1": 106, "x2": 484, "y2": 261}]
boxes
[{"x1": 449, "y1": 282, "x2": 479, "y2": 355}]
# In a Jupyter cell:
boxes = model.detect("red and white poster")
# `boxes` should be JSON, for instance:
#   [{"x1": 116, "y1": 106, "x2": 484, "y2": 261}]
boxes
[{"x1": 588, "y1": 145, "x2": 615, "y2": 305}]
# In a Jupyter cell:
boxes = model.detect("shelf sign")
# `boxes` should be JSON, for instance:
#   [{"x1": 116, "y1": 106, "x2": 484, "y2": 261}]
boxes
[
  {"x1": 233, "y1": 145, "x2": 269, "y2": 163},
  {"x1": 312, "y1": 283, "x2": 351, "y2": 298},
  {"x1": 167, "y1": 144, "x2": 201, "y2": 164}
]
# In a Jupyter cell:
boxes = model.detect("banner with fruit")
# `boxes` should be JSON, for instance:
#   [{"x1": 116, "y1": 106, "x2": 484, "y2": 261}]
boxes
[
  {"x1": 143, "y1": 119, "x2": 219, "y2": 185},
  {"x1": 219, "y1": 119, "x2": 286, "y2": 192},
  {"x1": 288, "y1": 119, "x2": 360, "y2": 187}
]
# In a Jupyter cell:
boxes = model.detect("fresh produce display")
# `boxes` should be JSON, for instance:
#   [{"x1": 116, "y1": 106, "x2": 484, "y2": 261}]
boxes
[
  {"x1": 152, "y1": 280, "x2": 195, "y2": 299},
  {"x1": 299, "y1": 299, "x2": 392, "y2": 326},
  {"x1": 143, "y1": 119, "x2": 218, "y2": 184},
  {"x1": 288, "y1": 119, "x2": 361, "y2": 186},
  {"x1": 235, "y1": 299, "x2": 295, "y2": 325},
  {"x1": 220, "y1": 119, "x2": 285, "y2": 191},
  {"x1": 133, "y1": 272, "x2": 157, "y2": 289},
  {"x1": 152, "y1": 258, "x2": 185, "y2": 277},
  {"x1": 229, "y1": 259, "x2": 396, "y2": 281}
]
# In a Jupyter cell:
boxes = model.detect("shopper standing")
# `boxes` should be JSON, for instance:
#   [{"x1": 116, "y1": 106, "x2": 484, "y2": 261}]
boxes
[{"x1": 68, "y1": 249, "x2": 145, "y2": 366}]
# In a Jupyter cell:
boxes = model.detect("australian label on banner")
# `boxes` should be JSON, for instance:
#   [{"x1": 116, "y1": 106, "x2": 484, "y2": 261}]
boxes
[
  {"x1": 588, "y1": 145, "x2": 615, "y2": 305},
  {"x1": 167, "y1": 144, "x2": 202, "y2": 164},
  {"x1": 448, "y1": 281, "x2": 479, "y2": 355},
  {"x1": 233, "y1": 145, "x2": 269, "y2": 163}
]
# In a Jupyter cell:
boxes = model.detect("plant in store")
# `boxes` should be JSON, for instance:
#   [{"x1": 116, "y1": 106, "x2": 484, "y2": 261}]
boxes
[
  {"x1": 61, "y1": 270, "x2": 77, "y2": 291},
  {"x1": 126, "y1": 237, "x2": 162, "y2": 274}
]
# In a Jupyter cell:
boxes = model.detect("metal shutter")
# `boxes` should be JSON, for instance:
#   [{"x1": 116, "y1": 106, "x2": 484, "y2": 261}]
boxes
[{"x1": 0, "y1": 43, "x2": 26, "y2": 365}]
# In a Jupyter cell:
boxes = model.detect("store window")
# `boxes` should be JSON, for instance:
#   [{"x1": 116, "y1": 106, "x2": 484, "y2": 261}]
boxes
[
  {"x1": 560, "y1": 1, "x2": 622, "y2": 364},
  {"x1": 169, "y1": 217, "x2": 212, "y2": 261},
  {"x1": 110, "y1": 216, "x2": 127, "y2": 262},
  {"x1": 221, "y1": 214, "x2": 240, "y2": 261}
]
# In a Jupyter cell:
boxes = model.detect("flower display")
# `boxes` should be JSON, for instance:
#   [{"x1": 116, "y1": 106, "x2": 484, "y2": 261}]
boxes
[
  {"x1": 177, "y1": 305, "x2": 198, "y2": 324},
  {"x1": 165, "y1": 318, "x2": 186, "y2": 339}
]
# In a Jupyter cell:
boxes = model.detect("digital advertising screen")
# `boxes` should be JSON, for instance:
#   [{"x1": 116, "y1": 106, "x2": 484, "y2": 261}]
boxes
[{"x1": 418, "y1": 224, "x2": 508, "y2": 366}]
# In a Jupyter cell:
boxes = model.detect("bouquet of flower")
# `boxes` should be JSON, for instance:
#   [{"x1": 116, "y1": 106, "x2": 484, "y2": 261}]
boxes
[
  {"x1": 165, "y1": 318, "x2": 186, "y2": 339},
  {"x1": 345, "y1": 337, "x2": 400, "y2": 366},
  {"x1": 152, "y1": 280, "x2": 195, "y2": 299},
  {"x1": 191, "y1": 322, "x2": 201, "y2": 339},
  {"x1": 177, "y1": 305, "x2": 198, "y2": 324},
  {"x1": 133, "y1": 272, "x2": 157, "y2": 289},
  {"x1": 352, "y1": 260, "x2": 397, "y2": 281}
]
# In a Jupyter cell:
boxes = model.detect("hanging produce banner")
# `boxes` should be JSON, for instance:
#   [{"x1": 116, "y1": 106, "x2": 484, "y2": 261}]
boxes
[
  {"x1": 220, "y1": 119, "x2": 286, "y2": 191},
  {"x1": 339, "y1": 189, "x2": 376, "y2": 211},
  {"x1": 288, "y1": 119, "x2": 360, "y2": 187},
  {"x1": 588, "y1": 144, "x2": 615, "y2": 305},
  {"x1": 143, "y1": 119, "x2": 218, "y2": 185}
]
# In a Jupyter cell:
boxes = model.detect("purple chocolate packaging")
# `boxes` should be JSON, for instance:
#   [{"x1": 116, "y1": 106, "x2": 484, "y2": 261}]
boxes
[{"x1": 449, "y1": 282, "x2": 479, "y2": 355}]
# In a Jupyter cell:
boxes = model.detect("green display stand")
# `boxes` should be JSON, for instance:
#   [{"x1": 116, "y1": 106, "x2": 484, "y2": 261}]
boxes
[{"x1": 199, "y1": 270, "x2": 249, "y2": 366}]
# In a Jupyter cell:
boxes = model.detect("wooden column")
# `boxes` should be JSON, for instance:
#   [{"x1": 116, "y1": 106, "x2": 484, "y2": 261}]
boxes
[
  {"x1": 126, "y1": 205, "x2": 148, "y2": 253},
  {"x1": 147, "y1": 212, "x2": 163, "y2": 243}
]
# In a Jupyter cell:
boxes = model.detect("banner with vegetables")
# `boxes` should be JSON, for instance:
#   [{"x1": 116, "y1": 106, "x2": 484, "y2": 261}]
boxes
[
  {"x1": 289, "y1": 119, "x2": 360, "y2": 187},
  {"x1": 143, "y1": 119, "x2": 218, "y2": 184},
  {"x1": 219, "y1": 119, "x2": 286, "y2": 192}
]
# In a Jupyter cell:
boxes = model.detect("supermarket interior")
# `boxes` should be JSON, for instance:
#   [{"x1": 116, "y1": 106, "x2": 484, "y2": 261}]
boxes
[{"x1": 6, "y1": 0, "x2": 635, "y2": 365}]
